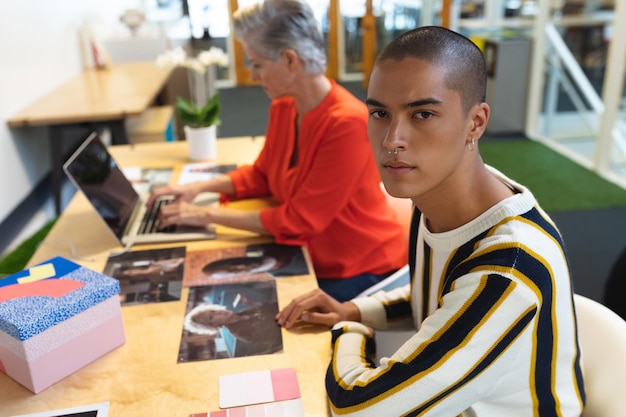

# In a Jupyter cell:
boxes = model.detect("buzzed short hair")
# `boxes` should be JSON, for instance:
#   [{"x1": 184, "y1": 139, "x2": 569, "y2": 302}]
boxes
[{"x1": 375, "y1": 26, "x2": 487, "y2": 114}]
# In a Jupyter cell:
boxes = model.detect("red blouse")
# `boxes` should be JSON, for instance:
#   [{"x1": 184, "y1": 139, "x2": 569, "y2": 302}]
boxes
[{"x1": 228, "y1": 81, "x2": 407, "y2": 278}]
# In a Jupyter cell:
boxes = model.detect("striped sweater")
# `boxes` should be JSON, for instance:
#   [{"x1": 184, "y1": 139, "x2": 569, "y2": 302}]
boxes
[{"x1": 327, "y1": 169, "x2": 585, "y2": 417}]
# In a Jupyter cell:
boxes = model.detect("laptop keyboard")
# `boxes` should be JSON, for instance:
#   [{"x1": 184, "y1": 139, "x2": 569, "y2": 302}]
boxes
[{"x1": 139, "y1": 197, "x2": 175, "y2": 234}]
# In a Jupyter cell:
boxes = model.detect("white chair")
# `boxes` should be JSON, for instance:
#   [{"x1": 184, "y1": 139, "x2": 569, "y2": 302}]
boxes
[{"x1": 574, "y1": 294, "x2": 626, "y2": 416}]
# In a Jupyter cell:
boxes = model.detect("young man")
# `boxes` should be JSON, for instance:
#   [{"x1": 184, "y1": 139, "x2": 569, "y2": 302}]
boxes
[{"x1": 276, "y1": 26, "x2": 585, "y2": 416}]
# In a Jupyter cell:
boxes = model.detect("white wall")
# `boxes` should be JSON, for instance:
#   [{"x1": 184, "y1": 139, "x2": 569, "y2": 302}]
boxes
[{"x1": 0, "y1": 0, "x2": 143, "y2": 225}]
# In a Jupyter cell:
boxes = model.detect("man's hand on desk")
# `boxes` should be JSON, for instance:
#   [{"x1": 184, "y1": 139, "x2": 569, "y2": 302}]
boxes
[{"x1": 276, "y1": 288, "x2": 361, "y2": 329}]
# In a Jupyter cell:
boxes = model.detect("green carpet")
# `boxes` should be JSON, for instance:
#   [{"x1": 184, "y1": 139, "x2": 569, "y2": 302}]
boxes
[
  {"x1": 480, "y1": 139, "x2": 626, "y2": 212},
  {"x1": 0, "y1": 218, "x2": 57, "y2": 276}
]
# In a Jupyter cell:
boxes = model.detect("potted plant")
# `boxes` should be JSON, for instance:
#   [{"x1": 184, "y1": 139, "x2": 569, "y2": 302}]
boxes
[
  {"x1": 176, "y1": 93, "x2": 222, "y2": 161},
  {"x1": 157, "y1": 46, "x2": 229, "y2": 160}
]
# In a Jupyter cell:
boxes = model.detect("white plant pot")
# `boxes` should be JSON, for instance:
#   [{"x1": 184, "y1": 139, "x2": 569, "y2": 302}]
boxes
[{"x1": 185, "y1": 125, "x2": 217, "y2": 161}]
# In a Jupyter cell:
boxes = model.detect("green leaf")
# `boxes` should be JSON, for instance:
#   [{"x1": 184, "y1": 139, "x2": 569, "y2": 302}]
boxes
[{"x1": 175, "y1": 93, "x2": 221, "y2": 128}]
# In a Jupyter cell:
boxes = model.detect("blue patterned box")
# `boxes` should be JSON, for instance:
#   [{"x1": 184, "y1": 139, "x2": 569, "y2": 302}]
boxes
[{"x1": 0, "y1": 256, "x2": 125, "y2": 393}]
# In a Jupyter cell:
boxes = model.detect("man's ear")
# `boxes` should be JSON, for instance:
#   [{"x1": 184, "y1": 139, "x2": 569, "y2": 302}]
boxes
[{"x1": 469, "y1": 102, "x2": 490, "y2": 140}]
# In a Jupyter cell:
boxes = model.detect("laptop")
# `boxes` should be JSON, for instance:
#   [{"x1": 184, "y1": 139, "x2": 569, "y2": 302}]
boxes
[{"x1": 63, "y1": 132, "x2": 216, "y2": 245}]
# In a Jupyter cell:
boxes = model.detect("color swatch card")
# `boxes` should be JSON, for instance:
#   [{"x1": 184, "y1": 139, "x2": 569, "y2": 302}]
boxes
[
  {"x1": 190, "y1": 398, "x2": 305, "y2": 417},
  {"x1": 218, "y1": 368, "x2": 301, "y2": 409}
]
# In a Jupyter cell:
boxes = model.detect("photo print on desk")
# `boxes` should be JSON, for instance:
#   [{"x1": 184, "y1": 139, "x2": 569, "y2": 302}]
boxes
[
  {"x1": 178, "y1": 163, "x2": 237, "y2": 185},
  {"x1": 178, "y1": 280, "x2": 282, "y2": 362},
  {"x1": 10, "y1": 401, "x2": 109, "y2": 417},
  {"x1": 103, "y1": 246, "x2": 186, "y2": 306},
  {"x1": 183, "y1": 243, "x2": 308, "y2": 287}
]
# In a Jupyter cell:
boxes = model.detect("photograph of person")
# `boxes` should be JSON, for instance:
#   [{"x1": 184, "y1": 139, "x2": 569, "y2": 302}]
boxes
[
  {"x1": 103, "y1": 246, "x2": 186, "y2": 305},
  {"x1": 10, "y1": 401, "x2": 109, "y2": 417},
  {"x1": 276, "y1": 26, "x2": 584, "y2": 416},
  {"x1": 178, "y1": 280, "x2": 282, "y2": 362},
  {"x1": 183, "y1": 243, "x2": 308, "y2": 287},
  {"x1": 146, "y1": 0, "x2": 407, "y2": 302}
]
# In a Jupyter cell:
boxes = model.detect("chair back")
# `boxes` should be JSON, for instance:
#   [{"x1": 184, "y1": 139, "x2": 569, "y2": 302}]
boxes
[{"x1": 574, "y1": 294, "x2": 626, "y2": 416}]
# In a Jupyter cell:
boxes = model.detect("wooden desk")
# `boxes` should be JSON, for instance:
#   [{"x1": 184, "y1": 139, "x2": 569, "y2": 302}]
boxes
[
  {"x1": 6, "y1": 61, "x2": 173, "y2": 215},
  {"x1": 0, "y1": 138, "x2": 331, "y2": 417}
]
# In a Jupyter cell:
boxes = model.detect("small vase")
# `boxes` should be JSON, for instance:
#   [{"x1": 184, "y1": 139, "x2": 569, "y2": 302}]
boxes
[{"x1": 185, "y1": 125, "x2": 217, "y2": 161}]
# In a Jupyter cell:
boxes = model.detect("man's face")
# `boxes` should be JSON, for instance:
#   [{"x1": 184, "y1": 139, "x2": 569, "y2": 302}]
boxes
[
  {"x1": 206, "y1": 256, "x2": 277, "y2": 279},
  {"x1": 366, "y1": 57, "x2": 475, "y2": 203},
  {"x1": 194, "y1": 309, "x2": 233, "y2": 327}
]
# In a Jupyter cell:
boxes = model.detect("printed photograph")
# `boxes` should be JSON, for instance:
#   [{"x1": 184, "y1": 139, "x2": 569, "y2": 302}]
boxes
[
  {"x1": 178, "y1": 163, "x2": 237, "y2": 185},
  {"x1": 183, "y1": 243, "x2": 309, "y2": 287},
  {"x1": 10, "y1": 401, "x2": 109, "y2": 417},
  {"x1": 178, "y1": 280, "x2": 282, "y2": 362},
  {"x1": 122, "y1": 166, "x2": 173, "y2": 195},
  {"x1": 103, "y1": 246, "x2": 186, "y2": 306}
]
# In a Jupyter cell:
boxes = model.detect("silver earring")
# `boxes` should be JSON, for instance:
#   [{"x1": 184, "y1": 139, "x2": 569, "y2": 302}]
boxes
[{"x1": 468, "y1": 138, "x2": 474, "y2": 151}]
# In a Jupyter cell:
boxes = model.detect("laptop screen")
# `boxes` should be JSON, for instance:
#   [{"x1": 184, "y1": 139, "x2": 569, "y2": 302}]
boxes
[{"x1": 63, "y1": 133, "x2": 139, "y2": 241}]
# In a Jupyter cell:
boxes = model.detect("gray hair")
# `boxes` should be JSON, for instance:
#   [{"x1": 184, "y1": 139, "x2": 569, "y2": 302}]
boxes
[{"x1": 232, "y1": 0, "x2": 327, "y2": 74}]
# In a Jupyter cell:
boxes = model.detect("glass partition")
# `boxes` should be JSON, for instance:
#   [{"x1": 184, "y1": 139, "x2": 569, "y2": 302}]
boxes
[
  {"x1": 526, "y1": 1, "x2": 625, "y2": 184},
  {"x1": 183, "y1": 0, "x2": 231, "y2": 83},
  {"x1": 340, "y1": 0, "x2": 428, "y2": 79},
  {"x1": 541, "y1": 7, "x2": 619, "y2": 157},
  {"x1": 179, "y1": 0, "x2": 438, "y2": 84}
]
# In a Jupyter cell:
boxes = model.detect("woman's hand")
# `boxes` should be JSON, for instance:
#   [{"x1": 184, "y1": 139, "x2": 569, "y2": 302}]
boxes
[
  {"x1": 276, "y1": 288, "x2": 361, "y2": 329},
  {"x1": 158, "y1": 200, "x2": 212, "y2": 229},
  {"x1": 145, "y1": 183, "x2": 204, "y2": 211}
]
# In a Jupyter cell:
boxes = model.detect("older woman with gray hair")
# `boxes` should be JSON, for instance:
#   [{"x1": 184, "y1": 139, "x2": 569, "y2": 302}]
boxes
[{"x1": 148, "y1": 0, "x2": 406, "y2": 302}]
